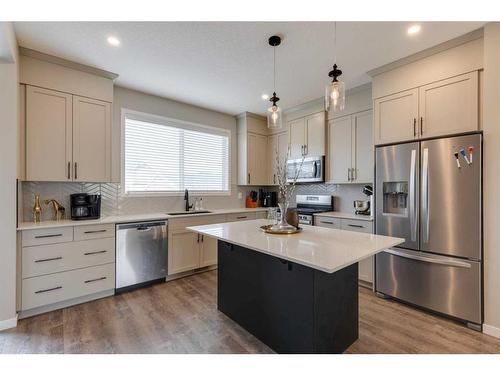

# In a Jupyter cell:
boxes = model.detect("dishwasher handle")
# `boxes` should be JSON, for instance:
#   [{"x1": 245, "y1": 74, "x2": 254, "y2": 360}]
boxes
[{"x1": 117, "y1": 221, "x2": 167, "y2": 231}]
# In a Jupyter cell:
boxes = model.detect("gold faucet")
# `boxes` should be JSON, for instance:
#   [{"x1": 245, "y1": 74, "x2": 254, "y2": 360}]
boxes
[
  {"x1": 44, "y1": 199, "x2": 66, "y2": 221},
  {"x1": 33, "y1": 194, "x2": 42, "y2": 223}
]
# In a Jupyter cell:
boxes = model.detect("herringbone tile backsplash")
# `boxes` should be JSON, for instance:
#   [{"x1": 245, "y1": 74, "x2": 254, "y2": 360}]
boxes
[{"x1": 20, "y1": 181, "x2": 370, "y2": 222}]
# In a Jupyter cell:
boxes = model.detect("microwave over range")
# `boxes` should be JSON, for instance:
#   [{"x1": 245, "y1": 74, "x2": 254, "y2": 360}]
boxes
[{"x1": 286, "y1": 156, "x2": 325, "y2": 183}]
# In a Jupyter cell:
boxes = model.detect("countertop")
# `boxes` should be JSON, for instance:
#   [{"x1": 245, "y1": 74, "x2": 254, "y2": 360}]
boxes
[
  {"x1": 187, "y1": 219, "x2": 404, "y2": 274},
  {"x1": 313, "y1": 211, "x2": 374, "y2": 222},
  {"x1": 17, "y1": 207, "x2": 268, "y2": 231}
]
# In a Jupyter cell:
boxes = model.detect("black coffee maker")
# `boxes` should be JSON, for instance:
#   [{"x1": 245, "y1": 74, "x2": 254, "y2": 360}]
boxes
[
  {"x1": 70, "y1": 193, "x2": 101, "y2": 220},
  {"x1": 260, "y1": 191, "x2": 277, "y2": 207}
]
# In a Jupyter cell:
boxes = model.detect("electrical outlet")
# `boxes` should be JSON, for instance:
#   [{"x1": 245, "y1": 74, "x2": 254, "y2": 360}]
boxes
[{"x1": 238, "y1": 192, "x2": 243, "y2": 199}]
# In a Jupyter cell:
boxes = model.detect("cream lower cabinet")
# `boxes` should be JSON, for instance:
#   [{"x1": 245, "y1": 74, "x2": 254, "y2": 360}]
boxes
[
  {"x1": 328, "y1": 110, "x2": 373, "y2": 184},
  {"x1": 24, "y1": 85, "x2": 112, "y2": 182},
  {"x1": 19, "y1": 224, "x2": 116, "y2": 317},
  {"x1": 315, "y1": 216, "x2": 374, "y2": 284},
  {"x1": 168, "y1": 211, "x2": 266, "y2": 275},
  {"x1": 374, "y1": 72, "x2": 479, "y2": 145}
]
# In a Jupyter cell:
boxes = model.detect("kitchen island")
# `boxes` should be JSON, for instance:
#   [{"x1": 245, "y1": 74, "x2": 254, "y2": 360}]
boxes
[{"x1": 188, "y1": 219, "x2": 404, "y2": 354}]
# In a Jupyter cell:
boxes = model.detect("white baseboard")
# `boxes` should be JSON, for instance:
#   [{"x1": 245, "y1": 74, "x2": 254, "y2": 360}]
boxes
[
  {"x1": 483, "y1": 324, "x2": 500, "y2": 339},
  {"x1": 0, "y1": 315, "x2": 18, "y2": 331}
]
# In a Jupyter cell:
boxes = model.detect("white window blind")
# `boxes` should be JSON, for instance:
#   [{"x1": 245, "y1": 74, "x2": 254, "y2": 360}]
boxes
[{"x1": 124, "y1": 115, "x2": 229, "y2": 194}]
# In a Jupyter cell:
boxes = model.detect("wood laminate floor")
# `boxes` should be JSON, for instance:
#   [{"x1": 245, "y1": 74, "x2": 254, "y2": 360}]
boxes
[{"x1": 1, "y1": 270, "x2": 500, "y2": 354}]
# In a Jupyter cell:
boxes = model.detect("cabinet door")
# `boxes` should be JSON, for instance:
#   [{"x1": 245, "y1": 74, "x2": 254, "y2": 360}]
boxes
[
  {"x1": 200, "y1": 235, "x2": 218, "y2": 267},
  {"x1": 419, "y1": 72, "x2": 478, "y2": 138},
  {"x1": 26, "y1": 86, "x2": 72, "y2": 181},
  {"x1": 305, "y1": 112, "x2": 326, "y2": 156},
  {"x1": 288, "y1": 117, "x2": 306, "y2": 159},
  {"x1": 340, "y1": 219, "x2": 374, "y2": 284},
  {"x1": 374, "y1": 88, "x2": 419, "y2": 145},
  {"x1": 328, "y1": 116, "x2": 352, "y2": 184},
  {"x1": 169, "y1": 231, "x2": 199, "y2": 274},
  {"x1": 268, "y1": 134, "x2": 278, "y2": 185},
  {"x1": 73, "y1": 96, "x2": 111, "y2": 182},
  {"x1": 353, "y1": 110, "x2": 373, "y2": 183},
  {"x1": 254, "y1": 134, "x2": 268, "y2": 185}
]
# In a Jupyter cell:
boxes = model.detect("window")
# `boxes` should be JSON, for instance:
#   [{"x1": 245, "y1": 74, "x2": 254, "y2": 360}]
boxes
[{"x1": 123, "y1": 111, "x2": 230, "y2": 195}]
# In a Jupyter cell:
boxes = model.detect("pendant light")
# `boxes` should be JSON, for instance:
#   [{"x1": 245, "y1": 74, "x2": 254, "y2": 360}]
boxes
[
  {"x1": 267, "y1": 35, "x2": 282, "y2": 129},
  {"x1": 325, "y1": 22, "x2": 345, "y2": 112}
]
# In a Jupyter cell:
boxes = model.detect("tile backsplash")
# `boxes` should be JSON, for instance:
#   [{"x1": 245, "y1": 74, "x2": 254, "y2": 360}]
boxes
[{"x1": 19, "y1": 181, "x2": 371, "y2": 222}]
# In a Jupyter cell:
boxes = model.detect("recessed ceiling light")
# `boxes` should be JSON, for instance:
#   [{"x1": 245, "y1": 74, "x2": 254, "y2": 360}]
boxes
[
  {"x1": 407, "y1": 24, "x2": 421, "y2": 35},
  {"x1": 107, "y1": 36, "x2": 121, "y2": 46},
  {"x1": 261, "y1": 94, "x2": 269, "y2": 100}
]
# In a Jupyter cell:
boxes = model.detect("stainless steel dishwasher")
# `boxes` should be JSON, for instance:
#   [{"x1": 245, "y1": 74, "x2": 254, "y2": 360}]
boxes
[{"x1": 116, "y1": 220, "x2": 168, "y2": 292}]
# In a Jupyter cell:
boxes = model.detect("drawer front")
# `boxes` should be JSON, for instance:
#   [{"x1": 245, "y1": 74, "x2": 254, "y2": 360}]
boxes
[
  {"x1": 341, "y1": 219, "x2": 373, "y2": 233},
  {"x1": 226, "y1": 212, "x2": 257, "y2": 222},
  {"x1": 22, "y1": 227, "x2": 73, "y2": 247},
  {"x1": 314, "y1": 217, "x2": 341, "y2": 229},
  {"x1": 22, "y1": 237, "x2": 115, "y2": 278},
  {"x1": 74, "y1": 224, "x2": 115, "y2": 241},
  {"x1": 255, "y1": 211, "x2": 268, "y2": 219},
  {"x1": 22, "y1": 263, "x2": 115, "y2": 310}
]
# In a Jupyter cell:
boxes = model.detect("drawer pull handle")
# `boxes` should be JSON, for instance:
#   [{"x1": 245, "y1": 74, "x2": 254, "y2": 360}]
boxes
[
  {"x1": 348, "y1": 224, "x2": 364, "y2": 228},
  {"x1": 34, "y1": 234, "x2": 63, "y2": 239},
  {"x1": 35, "y1": 286, "x2": 62, "y2": 294},
  {"x1": 84, "y1": 229, "x2": 107, "y2": 234},
  {"x1": 84, "y1": 276, "x2": 107, "y2": 284},
  {"x1": 84, "y1": 250, "x2": 107, "y2": 256},
  {"x1": 236, "y1": 216, "x2": 247, "y2": 219},
  {"x1": 34, "y1": 256, "x2": 63, "y2": 263},
  {"x1": 321, "y1": 221, "x2": 335, "y2": 225}
]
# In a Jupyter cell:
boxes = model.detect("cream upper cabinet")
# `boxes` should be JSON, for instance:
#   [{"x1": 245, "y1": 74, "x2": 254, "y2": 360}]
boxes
[
  {"x1": 418, "y1": 72, "x2": 478, "y2": 138},
  {"x1": 305, "y1": 112, "x2": 326, "y2": 157},
  {"x1": 26, "y1": 86, "x2": 73, "y2": 181},
  {"x1": 353, "y1": 110, "x2": 374, "y2": 183},
  {"x1": 24, "y1": 86, "x2": 112, "y2": 182},
  {"x1": 328, "y1": 110, "x2": 373, "y2": 184},
  {"x1": 288, "y1": 117, "x2": 306, "y2": 159},
  {"x1": 329, "y1": 116, "x2": 352, "y2": 184},
  {"x1": 374, "y1": 72, "x2": 479, "y2": 145},
  {"x1": 268, "y1": 131, "x2": 289, "y2": 185},
  {"x1": 73, "y1": 96, "x2": 111, "y2": 182},
  {"x1": 288, "y1": 111, "x2": 326, "y2": 159},
  {"x1": 374, "y1": 88, "x2": 419, "y2": 145},
  {"x1": 247, "y1": 133, "x2": 268, "y2": 185}
]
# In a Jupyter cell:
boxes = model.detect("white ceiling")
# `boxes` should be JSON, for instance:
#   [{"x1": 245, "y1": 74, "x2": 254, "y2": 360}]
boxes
[{"x1": 14, "y1": 22, "x2": 485, "y2": 115}]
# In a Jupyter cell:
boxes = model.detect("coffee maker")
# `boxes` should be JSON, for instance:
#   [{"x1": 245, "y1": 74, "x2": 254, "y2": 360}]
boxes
[
  {"x1": 70, "y1": 193, "x2": 101, "y2": 220},
  {"x1": 260, "y1": 190, "x2": 277, "y2": 207}
]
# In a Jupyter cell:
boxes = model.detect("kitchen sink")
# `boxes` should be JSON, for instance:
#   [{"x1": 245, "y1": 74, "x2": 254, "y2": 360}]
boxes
[{"x1": 167, "y1": 210, "x2": 212, "y2": 216}]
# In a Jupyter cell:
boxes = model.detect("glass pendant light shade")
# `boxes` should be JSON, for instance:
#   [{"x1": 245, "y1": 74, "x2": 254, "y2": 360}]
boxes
[
  {"x1": 267, "y1": 103, "x2": 282, "y2": 129},
  {"x1": 325, "y1": 79, "x2": 345, "y2": 112}
]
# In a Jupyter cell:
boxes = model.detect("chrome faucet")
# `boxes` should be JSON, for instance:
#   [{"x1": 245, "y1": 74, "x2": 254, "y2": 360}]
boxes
[{"x1": 184, "y1": 189, "x2": 193, "y2": 212}]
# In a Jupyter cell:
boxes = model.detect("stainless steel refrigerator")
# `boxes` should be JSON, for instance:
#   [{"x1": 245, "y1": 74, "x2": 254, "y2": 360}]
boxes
[{"x1": 375, "y1": 133, "x2": 482, "y2": 329}]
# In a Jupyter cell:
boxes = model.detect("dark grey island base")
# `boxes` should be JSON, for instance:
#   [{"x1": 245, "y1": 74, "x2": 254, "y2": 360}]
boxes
[{"x1": 217, "y1": 240, "x2": 359, "y2": 354}]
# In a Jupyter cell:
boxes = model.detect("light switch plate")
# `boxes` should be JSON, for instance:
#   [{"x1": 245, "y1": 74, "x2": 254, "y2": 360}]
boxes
[{"x1": 238, "y1": 192, "x2": 243, "y2": 199}]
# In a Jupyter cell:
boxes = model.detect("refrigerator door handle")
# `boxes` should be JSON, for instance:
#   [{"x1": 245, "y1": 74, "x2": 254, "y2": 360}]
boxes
[
  {"x1": 409, "y1": 149, "x2": 417, "y2": 242},
  {"x1": 384, "y1": 249, "x2": 471, "y2": 269},
  {"x1": 422, "y1": 147, "x2": 430, "y2": 243}
]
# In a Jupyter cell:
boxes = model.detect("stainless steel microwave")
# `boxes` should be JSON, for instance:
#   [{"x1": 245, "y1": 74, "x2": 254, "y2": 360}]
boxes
[{"x1": 286, "y1": 156, "x2": 324, "y2": 183}]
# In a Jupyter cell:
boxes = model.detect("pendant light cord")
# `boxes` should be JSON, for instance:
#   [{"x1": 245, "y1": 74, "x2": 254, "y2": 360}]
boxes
[
  {"x1": 334, "y1": 21, "x2": 337, "y2": 64},
  {"x1": 273, "y1": 45, "x2": 276, "y2": 92}
]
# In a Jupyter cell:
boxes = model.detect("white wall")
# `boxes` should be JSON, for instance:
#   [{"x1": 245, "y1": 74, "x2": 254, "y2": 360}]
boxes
[
  {"x1": 482, "y1": 22, "x2": 500, "y2": 338},
  {"x1": 0, "y1": 22, "x2": 19, "y2": 329},
  {"x1": 110, "y1": 86, "x2": 252, "y2": 212}
]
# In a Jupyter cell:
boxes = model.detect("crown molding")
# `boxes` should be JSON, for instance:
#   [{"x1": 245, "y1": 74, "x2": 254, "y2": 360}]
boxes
[{"x1": 19, "y1": 46, "x2": 119, "y2": 80}]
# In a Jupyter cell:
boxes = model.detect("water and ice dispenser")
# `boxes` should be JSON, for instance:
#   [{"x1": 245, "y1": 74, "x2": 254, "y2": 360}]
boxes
[{"x1": 382, "y1": 181, "x2": 408, "y2": 216}]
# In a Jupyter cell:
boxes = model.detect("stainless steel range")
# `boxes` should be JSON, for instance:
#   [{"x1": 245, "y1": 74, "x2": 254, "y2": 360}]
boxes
[{"x1": 296, "y1": 195, "x2": 334, "y2": 225}]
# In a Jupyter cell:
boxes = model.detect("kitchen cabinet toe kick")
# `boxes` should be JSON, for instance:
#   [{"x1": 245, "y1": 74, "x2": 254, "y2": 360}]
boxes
[{"x1": 217, "y1": 240, "x2": 359, "y2": 354}]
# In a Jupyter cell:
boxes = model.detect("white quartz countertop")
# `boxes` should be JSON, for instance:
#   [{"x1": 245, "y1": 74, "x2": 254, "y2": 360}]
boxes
[
  {"x1": 187, "y1": 219, "x2": 404, "y2": 274},
  {"x1": 17, "y1": 208, "x2": 268, "y2": 231},
  {"x1": 313, "y1": 211, "x2": 374, "y2": 222}
]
